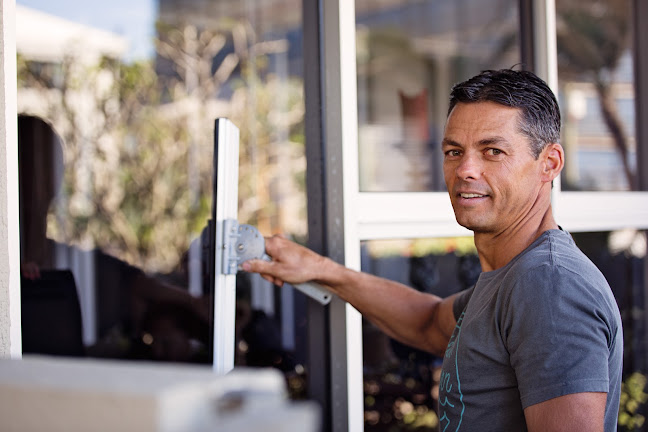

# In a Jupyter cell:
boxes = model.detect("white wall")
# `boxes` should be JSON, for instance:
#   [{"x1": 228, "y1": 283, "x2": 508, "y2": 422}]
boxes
[{"x1": 0, "y1": 0, "x2": 22, "y2": 359}]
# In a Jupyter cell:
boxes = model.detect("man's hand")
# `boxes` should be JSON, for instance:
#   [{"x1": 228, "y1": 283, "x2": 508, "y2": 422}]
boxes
[{"x1": 241, "y1": 235, "x2": 332, "y2": 288}]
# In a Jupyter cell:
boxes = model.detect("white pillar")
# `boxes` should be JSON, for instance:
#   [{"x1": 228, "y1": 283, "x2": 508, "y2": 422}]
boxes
[{"x1": 0, "y1": 0, "x2": 22, "y2": 359}]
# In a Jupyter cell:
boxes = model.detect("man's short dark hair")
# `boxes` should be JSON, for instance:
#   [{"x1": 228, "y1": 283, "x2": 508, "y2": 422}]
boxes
[{"x1": 448, "y1": 69, "x2": 561, "y2": 159}]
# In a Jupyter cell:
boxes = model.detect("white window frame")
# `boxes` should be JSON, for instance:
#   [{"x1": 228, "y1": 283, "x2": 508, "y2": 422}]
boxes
[{"x1": 1, "y1": 0, "x2": 22, "y2": 359}]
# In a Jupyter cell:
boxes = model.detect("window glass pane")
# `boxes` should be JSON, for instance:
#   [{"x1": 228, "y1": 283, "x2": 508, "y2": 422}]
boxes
[
  {"x1": 17, "y1": 0, "x2": 306, "y2": 382},
  {"x1": 360, "y1": 237, "x2": 480, "y2": 430},
  {"x1": 556, "y1": 0, "x2": 637, "y2": 191},
  {"x1": 355, "y1": 0, "x2": 520, "y2": 192}
]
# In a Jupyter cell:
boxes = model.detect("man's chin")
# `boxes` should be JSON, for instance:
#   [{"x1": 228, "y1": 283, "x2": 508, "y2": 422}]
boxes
[{"x1": 456, "y1": 218, "x2": 494, "y2": 234}]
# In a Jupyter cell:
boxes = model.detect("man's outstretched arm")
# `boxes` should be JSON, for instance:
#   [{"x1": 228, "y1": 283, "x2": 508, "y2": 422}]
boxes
[
  {"x1": 242, "y1": 235, "x2": 459, "y2": 356},
  {"x1": 524, "y1": 392, "x2": 606, "y2": 432}
]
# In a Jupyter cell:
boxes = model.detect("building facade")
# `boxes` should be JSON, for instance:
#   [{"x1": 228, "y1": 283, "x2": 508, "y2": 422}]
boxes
[{"x1": 2, "y1": 0, "x2": 648, "y2": 431}]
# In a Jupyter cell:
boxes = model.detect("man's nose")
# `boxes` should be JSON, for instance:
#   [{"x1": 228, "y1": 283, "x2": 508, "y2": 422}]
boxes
[{"x1": 455, "y1": 153, "x2": 482, "y2": 180}]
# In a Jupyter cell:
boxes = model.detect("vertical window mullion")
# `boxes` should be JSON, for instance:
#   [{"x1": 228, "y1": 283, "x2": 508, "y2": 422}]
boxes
[{"x1": 634, "y1": 0, "x2": 648, "y2": 191}]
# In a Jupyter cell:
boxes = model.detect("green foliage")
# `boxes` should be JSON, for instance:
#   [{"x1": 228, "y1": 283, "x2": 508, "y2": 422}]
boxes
[
  {"x1": 367, "y1": 237, "x2": 476, "y2": 260},
  {"x1": 619, "y1": 372, "x2": 648, "y2": 431},
  {"x1": 365, "y1": 374, "x2": 439, "y2": 432}
]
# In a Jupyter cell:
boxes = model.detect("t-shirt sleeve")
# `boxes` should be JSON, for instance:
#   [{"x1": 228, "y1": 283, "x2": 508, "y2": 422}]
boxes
[
  {"x1": 502, "y1": 263, "x2": 616, "y2": 409},
  {"x1": 452, "y1": 285, "x2": 474, "y2": 321}
]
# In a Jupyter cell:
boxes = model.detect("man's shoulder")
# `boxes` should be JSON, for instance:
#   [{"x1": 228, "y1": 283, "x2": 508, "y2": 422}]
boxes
[
  {"x1": 510, "y1": 229, "x2": 597, "y2": 276},
  {"x1": 499, "y1": 230, "x2": 618, "y2": 317}
]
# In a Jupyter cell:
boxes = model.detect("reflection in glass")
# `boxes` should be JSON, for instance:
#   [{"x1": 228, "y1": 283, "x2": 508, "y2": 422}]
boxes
[
  {"x1": 361, "y1": 237, "x2": 479, "y2": 431},
  {"x1": 556, "y1": 0, "x2": 637, "y2": 191},
  {"x1": 16, "y1": 0, "x2": 307, "y2": 386},
  {"x1": 355, "y1": 0, "x2": 520, "y2": 192}
]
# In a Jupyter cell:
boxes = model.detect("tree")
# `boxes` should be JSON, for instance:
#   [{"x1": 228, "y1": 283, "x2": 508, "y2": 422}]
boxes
[{"x1": 556, "y1": 0, "x2": 635, "y2": 189}]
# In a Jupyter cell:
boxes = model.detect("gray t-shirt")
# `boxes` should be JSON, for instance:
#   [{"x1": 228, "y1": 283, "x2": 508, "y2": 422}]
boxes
[{"x1": 439, "y1": 229, "x2": 623, "y2": 431}]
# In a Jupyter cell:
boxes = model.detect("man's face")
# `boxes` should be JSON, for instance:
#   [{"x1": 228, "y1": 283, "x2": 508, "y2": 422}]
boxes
[{"x1": 442, "y1": 101, "x2": 545, "y2": 234}]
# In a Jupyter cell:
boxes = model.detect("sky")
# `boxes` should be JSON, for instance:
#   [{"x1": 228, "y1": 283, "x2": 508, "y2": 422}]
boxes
[{"x1": 17, "y1": 0, "x2": 156, "y2": 60}]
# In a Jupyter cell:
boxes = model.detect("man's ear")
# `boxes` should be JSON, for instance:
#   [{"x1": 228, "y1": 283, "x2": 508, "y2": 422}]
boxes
[{"x1": 540, "y1": 143, "x2": 564, "y2": 183}]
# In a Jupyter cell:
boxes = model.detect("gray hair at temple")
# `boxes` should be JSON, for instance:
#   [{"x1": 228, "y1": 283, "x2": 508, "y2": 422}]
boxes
[{"x1": 447, "y1": 69, "x2": 561, "y2": 159}]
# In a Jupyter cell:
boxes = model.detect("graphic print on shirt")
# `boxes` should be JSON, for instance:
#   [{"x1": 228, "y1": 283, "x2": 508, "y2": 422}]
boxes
[{"x1": 438, "y1": 311, "x2": 465, "y2": 432}]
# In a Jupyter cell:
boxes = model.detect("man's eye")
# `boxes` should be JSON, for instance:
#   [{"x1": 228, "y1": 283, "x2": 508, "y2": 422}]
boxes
[
  {"x1": 445, "y1": 150, "x2": 461, "y2": 157},
  {"x1": 486, "y1": 148, "x2": 502, "y2": 156}
]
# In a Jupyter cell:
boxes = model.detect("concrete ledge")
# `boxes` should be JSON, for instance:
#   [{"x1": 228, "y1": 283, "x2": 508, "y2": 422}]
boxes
[{"x1": 0, "y1": 355, "x2": 319, "y2": 432}]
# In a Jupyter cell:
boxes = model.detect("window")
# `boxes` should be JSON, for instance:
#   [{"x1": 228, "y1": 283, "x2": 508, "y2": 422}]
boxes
[{"x1": 16, "y1": 0, "x2": 307, "y2": 381}]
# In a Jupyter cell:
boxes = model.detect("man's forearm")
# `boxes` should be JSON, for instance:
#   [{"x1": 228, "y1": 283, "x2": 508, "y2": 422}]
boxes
[
  {"x1": 317, "y1": 258, "x2": 455, "y2": 355},
  {"x1": 243, "y1": 235, "x2": 457, "y2": 355}
]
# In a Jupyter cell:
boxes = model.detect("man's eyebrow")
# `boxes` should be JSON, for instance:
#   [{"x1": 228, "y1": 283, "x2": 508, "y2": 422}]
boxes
[
  {"x1": 477, "y1": 136, "x2": 509, "y2": 146},
  {"x1": 441, "y1": 136, "x2": 511, "y2": 147},
  {"x1": 441, "y1": 138, "x2": 461, "y2": 147}
]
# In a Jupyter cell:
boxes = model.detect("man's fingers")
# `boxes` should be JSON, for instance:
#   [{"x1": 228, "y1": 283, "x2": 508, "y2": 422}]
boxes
[
  {"x1": 242, "y1": 259, "x2": 285, "y2": 287},
  {"x1": 264, "y1": 234, "x2": 285, "y2": 256},
  {"x1": 241, "y1": 258, "x2": 266, "y2": 273}
]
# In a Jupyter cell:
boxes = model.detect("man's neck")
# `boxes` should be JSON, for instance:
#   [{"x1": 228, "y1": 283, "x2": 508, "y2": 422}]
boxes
[{"x1": 475, "y1": 206, "x2": 558, "y2": 272}]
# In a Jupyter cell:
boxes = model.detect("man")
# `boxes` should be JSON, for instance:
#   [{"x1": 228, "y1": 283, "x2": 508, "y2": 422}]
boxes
[{"x1": 242, "y1": 69, "x2": 623, "y2": 431}]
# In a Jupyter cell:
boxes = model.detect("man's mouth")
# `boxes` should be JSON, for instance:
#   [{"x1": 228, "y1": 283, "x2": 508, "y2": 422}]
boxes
[{"x1": 459, "y1": 193, "x2": 487, "y2": 199}]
